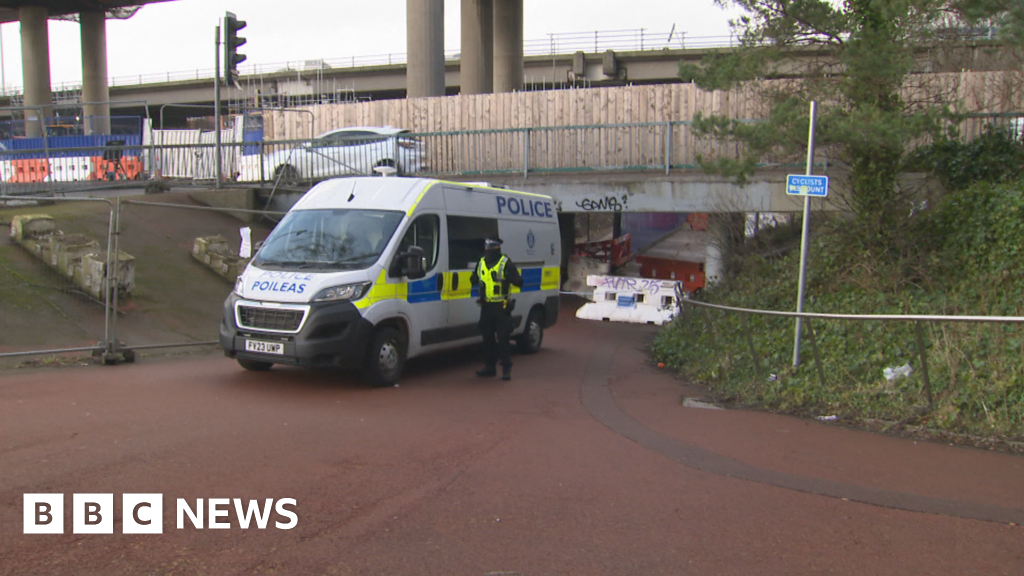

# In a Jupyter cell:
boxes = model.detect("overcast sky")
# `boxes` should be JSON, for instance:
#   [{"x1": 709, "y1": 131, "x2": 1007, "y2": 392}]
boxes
[{"x1": 0, "y1": 0, "x2": 742, "y2": 90}]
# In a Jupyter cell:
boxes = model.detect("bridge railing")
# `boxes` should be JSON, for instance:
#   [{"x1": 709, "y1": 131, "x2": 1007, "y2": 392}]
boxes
[
  {"x1": 409, "y1": 122, "x2": 705, "y2": 176},
  {"x1": 226, "y1": 121, "x2": 757, "y2": 181},
  {"x1": 0, "y1": 113, "x2": 1018, "y2": 195},
  {"x1": 1, "y1": 29, "x2": 739, "y2": 97}
]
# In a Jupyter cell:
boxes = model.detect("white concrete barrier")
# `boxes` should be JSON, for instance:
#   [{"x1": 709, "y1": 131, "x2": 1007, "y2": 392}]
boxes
[
  {"x1": 47, "y1": 156, "x2": 95, "y2": 183},
  {"x1": 575, "y1": 274, "x2": 681, "y2": 325}
]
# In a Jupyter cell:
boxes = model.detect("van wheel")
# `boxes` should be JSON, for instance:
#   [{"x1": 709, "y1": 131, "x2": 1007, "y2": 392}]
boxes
[
  {"x1": 238, "y1": 358, "x2": 273, "y2": 371},
  {"x1": 516, "y1": 308, "x2": 545, "y2": 354},
  {"x1": 364, "y1": 327, "x2": 406, "y2": 387}
]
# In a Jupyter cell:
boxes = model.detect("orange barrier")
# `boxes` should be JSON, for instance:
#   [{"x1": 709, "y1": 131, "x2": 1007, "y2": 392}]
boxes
[
  {"x1": 90, "y1": 156, "x2": 143, "y2": 181},
  {"x1": 3, "y1": 156, "x2": 144, "y2": 184},
  {"x1": 8, "y1": 159, "x2": 50, "y2": 183},
  {"x1": 687, "y1": 213, "x2": 708, "y2": 231}
]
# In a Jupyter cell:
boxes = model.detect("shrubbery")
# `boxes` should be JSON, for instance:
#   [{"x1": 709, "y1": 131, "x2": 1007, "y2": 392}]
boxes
[{"x1": 652, "y1": 129, "x2": 1024, "y2": 441}]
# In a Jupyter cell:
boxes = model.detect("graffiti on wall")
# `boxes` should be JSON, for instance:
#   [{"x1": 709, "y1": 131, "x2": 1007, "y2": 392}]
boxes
[{"x1": 576, "y1": 194, "x2": 629, "y2": 212}]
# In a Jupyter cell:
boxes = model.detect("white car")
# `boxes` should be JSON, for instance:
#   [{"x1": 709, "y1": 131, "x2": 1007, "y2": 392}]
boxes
[{"x1": 260, "y1": 126, "x2": 425, "y2": 183}]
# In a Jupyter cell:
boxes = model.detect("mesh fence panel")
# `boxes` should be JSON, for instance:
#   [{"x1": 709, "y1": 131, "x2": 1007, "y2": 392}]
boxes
[
  {"x1": 0, "y1": 198, "x2": 116, "y2": 362},
  {"x1": 113, "y1": 194, "x2": 278, "y2": 353}
]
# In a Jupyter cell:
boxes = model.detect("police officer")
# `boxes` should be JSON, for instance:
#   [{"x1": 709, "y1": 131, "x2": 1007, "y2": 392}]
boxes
[{"x1": 472, "y1": 237, "x2": 523, "y2": 381}]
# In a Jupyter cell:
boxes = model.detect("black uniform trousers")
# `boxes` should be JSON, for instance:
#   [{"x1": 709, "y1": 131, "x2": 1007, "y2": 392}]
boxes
[{"x1": 478, "y1": 301, "x2": 513, "y2": 369}]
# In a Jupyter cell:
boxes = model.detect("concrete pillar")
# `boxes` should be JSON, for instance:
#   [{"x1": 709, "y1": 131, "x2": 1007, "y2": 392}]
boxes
[
  {"x1": 493, "y1": 0, "x2": 523, "y2": 93},
  {"x1": 704, "y1": 216, "x2": 731, "y2": 287},
  {"x1": 558, "y1": 212, "x2": 576, "y2": 285},
  {"x1": 80, "y1": 10, "x2": 111, "y2": 135},
  {"x1": 406, "y1": 0, "x2": 445, "y2": 98},
  {"x1": 460, "y1": 0, "x2": 492, "y2": 94},
  {"x1": 19, "y1": 6, "x2": 52, "y2": 138}
]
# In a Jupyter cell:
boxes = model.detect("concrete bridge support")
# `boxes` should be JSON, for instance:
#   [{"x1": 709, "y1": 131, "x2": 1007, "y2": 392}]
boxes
[
  {"x1": 460, "y1": 0, "x2": 493, "y2": 95},
  {"x1": 703, "y1": 217, "x2": 728, "y2": 287},
  {"x1": 19, "y1": 6, "x2": 52, "y2": 138},
  {"x1": 406, "y1": 0, "x2": 446, "y2": 98},
  {"x1": 80, "y1": 10, "x2": 111, "y2": 135},
  {"x1": 493, "y1": 0, "x2": 523, "y2": 92}
]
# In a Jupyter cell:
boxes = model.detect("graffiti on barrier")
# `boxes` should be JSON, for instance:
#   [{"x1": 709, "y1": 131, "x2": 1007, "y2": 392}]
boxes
[{"x1": 592, "y1": 275, "x2": 676, "y2": 295}]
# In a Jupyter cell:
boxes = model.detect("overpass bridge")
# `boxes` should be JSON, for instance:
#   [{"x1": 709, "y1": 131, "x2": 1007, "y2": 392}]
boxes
[
  {"x1": 0, "y1": 41, "x2": 737, "y2": 126},
  {"x1": 0, "y1": 27, "x2": 1010, "y2": 127}
]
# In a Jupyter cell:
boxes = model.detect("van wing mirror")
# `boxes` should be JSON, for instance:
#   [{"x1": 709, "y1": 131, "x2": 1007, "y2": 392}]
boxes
[{"x1": 401, "y1": 245, "x2": 427, "y2": 280}]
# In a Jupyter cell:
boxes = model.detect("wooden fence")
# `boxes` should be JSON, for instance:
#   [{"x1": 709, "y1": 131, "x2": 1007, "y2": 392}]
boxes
[{"x1": 262, "y1": 70, "x2": 1023, "y2": 141}]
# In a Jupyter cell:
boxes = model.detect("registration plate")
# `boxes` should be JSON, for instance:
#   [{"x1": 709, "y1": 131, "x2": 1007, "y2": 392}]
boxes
[{"x1": 244, "y1": 339, "x2": 284, "y2": 355}]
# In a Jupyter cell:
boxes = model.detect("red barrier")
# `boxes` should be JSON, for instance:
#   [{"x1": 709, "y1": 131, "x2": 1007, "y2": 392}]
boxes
[
  {"x1": 686, "y1": 213, "x2": 708, "y2": 231},
  {"x1": 573, "y1": 233, "x2": 632, "y2": 267},
  {"x1": 636, "y1": 255, "x2": 705, "y2": 293}
]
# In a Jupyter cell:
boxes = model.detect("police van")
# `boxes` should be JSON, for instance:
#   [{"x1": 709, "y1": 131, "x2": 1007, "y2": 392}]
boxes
[{"x1": 219, "y1": 176, "x2": 561, "y2": 386}]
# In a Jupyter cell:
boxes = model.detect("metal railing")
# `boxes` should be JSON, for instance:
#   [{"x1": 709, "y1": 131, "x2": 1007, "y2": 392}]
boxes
[
  {"x1": 0, "y1": 122, "x2": 736, "y2": 196},
  {"x1": 0, "y1": 196, "x2": 287, "y2": 363},
  {"x1": 0, "y1": 112, "x2": 1018, "y2": 196},
  {"x1": 0, "y1": 197, "x2": 129, "y2": 364}
]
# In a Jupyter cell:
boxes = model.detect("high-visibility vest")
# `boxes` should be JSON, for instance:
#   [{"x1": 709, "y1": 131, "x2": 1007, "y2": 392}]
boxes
[{"x1": 478, "y1": 255, "x2": 509, "y2": 303}]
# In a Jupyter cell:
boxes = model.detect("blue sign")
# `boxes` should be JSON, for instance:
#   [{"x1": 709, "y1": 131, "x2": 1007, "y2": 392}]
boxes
[
  {"x1": 617, "y1": 294, "x2": 636, "y2": 308},
  {"x1": 786, "y1": 174, "x2": 829, "y2": 197}
]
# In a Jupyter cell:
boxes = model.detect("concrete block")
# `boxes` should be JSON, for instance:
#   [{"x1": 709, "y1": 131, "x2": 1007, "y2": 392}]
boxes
[
  {"x1": 52, "y1": 234, "x2": 100, "y2": 276},
  {"x1": 82, "y1": 251, "x2": 136, "y2": 299},
  {"x1": 602, "y1": 50, "x2": 618, "y2": 76},
  {"x1": 112, "y1": 251, "x2": 136, "y2": 296},
  {"x1": 10, "y1": 214, "x2": 55, "y2": 242},
  {"x1": 192, "y1": 234, "x2": 245, "y2": 282},
  {"x1": 193, "y1": 235, "x2": 230, "y2": 260},
  {"x1": 572, "y1": 51, "x2": 585, "y2": 76},
  {"x1": 219, "y1": 255, "x2": 248, "y2": 281}
]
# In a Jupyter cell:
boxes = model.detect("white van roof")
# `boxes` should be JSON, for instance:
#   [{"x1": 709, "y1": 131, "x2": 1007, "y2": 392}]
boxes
[
  {"x1": 293, "y1": 177, "x2": 430, "y2": 213},
  {"x1": 291, "y1": 177, "x2": 551, "y2": 216}
]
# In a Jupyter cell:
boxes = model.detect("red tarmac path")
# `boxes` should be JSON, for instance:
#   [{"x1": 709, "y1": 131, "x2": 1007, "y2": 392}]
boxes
[{"x1": 1, "y1": 302, "x2": 1022, "y2": 575}]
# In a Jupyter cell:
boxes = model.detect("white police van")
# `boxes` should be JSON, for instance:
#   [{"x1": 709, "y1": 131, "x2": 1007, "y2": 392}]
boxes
[{"x1": 220, "y1": 176, "x2": 561, "y2": 385}]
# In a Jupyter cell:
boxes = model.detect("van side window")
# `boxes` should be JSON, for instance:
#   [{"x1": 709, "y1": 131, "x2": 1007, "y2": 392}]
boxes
[
  {"x1": 390, "y1": 214, "x2": 440, "y2": 277},
  {"x1": 447, "y1": 216, "x2": 499, "y2": 270}
]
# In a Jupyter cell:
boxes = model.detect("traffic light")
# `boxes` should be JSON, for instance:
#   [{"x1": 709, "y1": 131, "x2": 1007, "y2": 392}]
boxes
[{"x1": 223, "y1": 11, "x2": 247, "y2": 85}]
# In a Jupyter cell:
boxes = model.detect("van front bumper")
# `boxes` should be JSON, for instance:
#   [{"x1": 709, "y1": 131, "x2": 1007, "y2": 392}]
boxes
[{"x1": 220, "y1": 293, "x2": 375, "y2": 368}]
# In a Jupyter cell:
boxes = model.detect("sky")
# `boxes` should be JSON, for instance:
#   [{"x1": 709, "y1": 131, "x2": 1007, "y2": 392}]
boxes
[{"x1": 0, "y1": 0, "x2": 742, "y2": 91}]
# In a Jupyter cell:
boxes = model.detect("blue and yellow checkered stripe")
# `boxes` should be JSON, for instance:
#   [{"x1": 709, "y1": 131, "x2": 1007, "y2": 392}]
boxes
[{"x1": 355, "y1": 267, "x2": 559, "y2": 309}]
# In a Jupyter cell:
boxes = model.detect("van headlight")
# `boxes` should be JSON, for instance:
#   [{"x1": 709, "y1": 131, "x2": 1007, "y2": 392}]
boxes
[
  {"x1": 312, "y1": 282, "x2": 371, "y2": 303},
  {"x1": 233, "y1": 276, "x2": 244, "y2": 297}
]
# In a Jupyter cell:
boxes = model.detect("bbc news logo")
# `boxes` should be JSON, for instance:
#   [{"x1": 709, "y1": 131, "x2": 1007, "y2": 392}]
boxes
[{"x1": 24, "y1": 494, "x2": 298, "y2": 534}]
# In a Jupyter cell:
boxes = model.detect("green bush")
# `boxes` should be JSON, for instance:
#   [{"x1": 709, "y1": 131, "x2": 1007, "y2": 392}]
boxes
[{"x1": 652, "y1": 180, "x2": 1024, "y2": 440}]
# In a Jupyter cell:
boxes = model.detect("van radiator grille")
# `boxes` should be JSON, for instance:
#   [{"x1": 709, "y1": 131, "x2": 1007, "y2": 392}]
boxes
[{"x1": 238, "y1": 306, "x2": 304, "y2": 331}]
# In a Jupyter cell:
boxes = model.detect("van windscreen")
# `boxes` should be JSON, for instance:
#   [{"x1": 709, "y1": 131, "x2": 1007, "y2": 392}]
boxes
[{"x1": 253, "y1": 208, "x2": 404, "y2": 271}]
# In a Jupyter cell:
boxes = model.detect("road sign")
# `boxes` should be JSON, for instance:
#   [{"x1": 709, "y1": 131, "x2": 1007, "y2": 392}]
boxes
[{"x1": 786, "y1": 174, "x2": 829, "y2": 197}]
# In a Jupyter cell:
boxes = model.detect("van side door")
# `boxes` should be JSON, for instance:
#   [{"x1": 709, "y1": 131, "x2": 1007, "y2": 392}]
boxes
[
  {"x1": 443, "y1": 214, "x2": 500, "y2": 343},
  {"x1": 388, "y1": 213, "x2": 448, "y2": 353}
]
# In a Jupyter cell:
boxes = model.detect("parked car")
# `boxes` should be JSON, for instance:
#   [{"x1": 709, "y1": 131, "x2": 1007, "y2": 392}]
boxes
[{"x1": 262, "y1": 126, "x2": 425, "y2": 183}]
